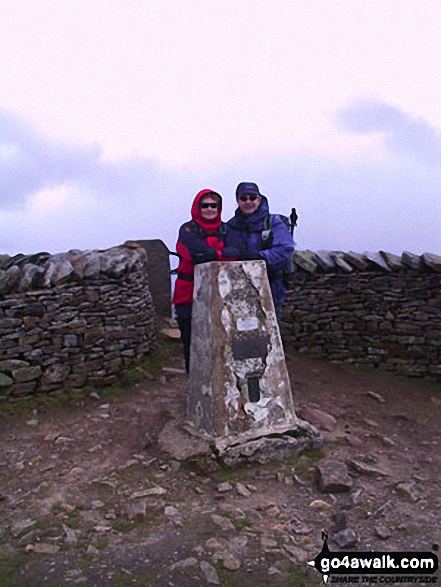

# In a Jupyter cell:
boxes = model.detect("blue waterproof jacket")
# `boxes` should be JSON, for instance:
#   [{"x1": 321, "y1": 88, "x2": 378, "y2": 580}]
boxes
[{"x1": 227, "y1": 196, "x2": 294, "y2": 305}]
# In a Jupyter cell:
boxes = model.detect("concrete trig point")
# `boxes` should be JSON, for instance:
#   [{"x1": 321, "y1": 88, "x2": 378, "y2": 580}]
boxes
[{"x1": 187, "y1": 260, "x2": 320, "y2": 462}]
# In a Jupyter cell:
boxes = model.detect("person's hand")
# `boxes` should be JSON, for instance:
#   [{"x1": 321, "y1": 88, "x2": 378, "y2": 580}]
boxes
[
  {"x1": 192, "y1": 251, "x2": 217, "y2": 264},
  {"x1": 240, "y1": 252, "x2": 262, "y2": 261}
]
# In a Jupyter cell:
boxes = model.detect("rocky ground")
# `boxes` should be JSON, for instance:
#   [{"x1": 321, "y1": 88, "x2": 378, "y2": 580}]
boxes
[{"x1": 0, "y1": 335, "x2": 440, "y2": 586}]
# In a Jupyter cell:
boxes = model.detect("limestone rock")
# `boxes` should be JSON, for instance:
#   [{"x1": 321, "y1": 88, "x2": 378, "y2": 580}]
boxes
[
  {"x1": 43, "y1": 257, "x2": 75, "y2": 287},
  {"x1": 421, "y1": 252, "x2": 441, "y2": 272},
  {"x1": 316, "y1": 460, "x2": 353, "y2": 493},
  {"x1": 293, "y1": 250, "x2": 318, "y2": 273},
  {"x1": 18, "y1": 264, "x2": 44, "y2": 292},
  {"x1": 222, "y1": 552, "x2": 241, "y2": 570},
  {"x1": 157, "y1": 420, "x2": 211, "y2": 460},
  {"x1": 81, "y1": 251, "x2": 101, "y2": 278},
  {"x1": 62, "y1": 524, "x2": 79, "y2": 545},
  {"x1": 5, "y1": 253, "x2": 26, "y2": 267},
  {"x1": 211, "y1": 514, "x2": 235, "y2": 532},
  {"x1": 375, "y1": 526, "x2": 392, "y2": 540},
  {"x1": 333, "y1": 528, "x2": 357, "y2": 548},
  {"x1": 28, "y1": 252, "x2": 50, "y2": 265},
  {"x1": 99, "y1": 247, "x2": 132, "y2": 277},
  {"x1": 314, "y1": 250, "x2": 336, "y2": 271},
  {"x1": 200, "y1": 561, "x2": 220, "y2": 585},
  {"x1": 298, "y1": 405, "x2": 336, "y2": 431},
  {"x1": 365, "y1": 391, "x2": 386, "y2": 403},
  {"x1": 309, "y1": 499, "x2": 333, "y2": 511},
  {"x1": 221, "y1": 429, "x2": 322, "y2": 466},
  {"x1": 12, "y1": 366, "x2": 42, "y2": 383},
  {"x1": 164, "y1": 505, "x2": 180, "y2": 517},
  {"x1": 0, "y1": 254, "x2": 11, "y2": 269},
  {"x1": 129, "y1": 486, "x2": 167, "y2": 499},
  {"x1": 364, "y1": 251, "x2": 391, "y2": 271},
  {"x1": 0, "y1": 265, "x2": 21, "y2": 295},
  {"x1": 128, "y1": 501, "x2": 147, "y2": 520},
  {"x1": 395, "y1": 480, "x2": 421, "y2": 502},
  {"x1": 283, "y1": 543, "x2": 309, "y2": 563},
  {"x1": 66, "y1": 251, "x2": 88, "y2": 280},
  {"x1": 160, "y1": 327, "x2": 181, "y2": 339},
  {"x1": 235, "y1": 482, "x2": 251, "y2": 497},
  {"x1": 0, "y1": 373, "x2": 13, "y2": 387},
  {"x1": 261, "y1": 535, "x2": 278, "y2": 550},
  {"x1": 331, "y1": 252, "x2": 353, "y2": 273},
  {"x1": 169, "y1": 557, "x2": 198, "y2": 571},
  {"x1": 41, "y1": 364, "x2": 71, "y2": 385},
  {"x1": 380, "y1": 251, "x2": 403, "y2": 270},
  {"x1": 344, "y1": 252, "x2": 369, "y2": 271},
  {"x1": 32, "y1": 543, "x2": 61, "y2": 555},
  {"x1": 216, "y1": 482, "x2": 233, "y2": 493},
  {"x1": 206, "y1": 537, "x2": 228, "y2": 551},
  {"x1": 401, "y1": 251, "x2": 422, "y2": 270}
]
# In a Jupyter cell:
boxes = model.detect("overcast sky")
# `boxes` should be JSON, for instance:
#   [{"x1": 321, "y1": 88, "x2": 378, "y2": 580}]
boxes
[{"x1": 1, "y1": 0, "x2": 440, "y2": 256}]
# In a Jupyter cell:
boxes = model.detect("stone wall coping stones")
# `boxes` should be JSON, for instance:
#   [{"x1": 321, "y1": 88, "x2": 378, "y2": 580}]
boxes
[
  {"x1": 0, "y1": 241, "x2": 147, "y2": 298},
  {"x1": 291, "y1": 250, "x2": 441, "y2": 274}
]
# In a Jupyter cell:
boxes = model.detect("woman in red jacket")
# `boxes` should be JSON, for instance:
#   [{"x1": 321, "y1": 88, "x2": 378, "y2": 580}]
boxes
[{"x1": 173, "y1": 189, "x2": 238, "y2": 373}]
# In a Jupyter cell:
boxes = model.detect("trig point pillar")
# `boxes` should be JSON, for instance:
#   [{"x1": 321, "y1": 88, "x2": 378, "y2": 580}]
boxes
[{"x1": 187, "y1": 260, "x2": 318, "y2": 458}]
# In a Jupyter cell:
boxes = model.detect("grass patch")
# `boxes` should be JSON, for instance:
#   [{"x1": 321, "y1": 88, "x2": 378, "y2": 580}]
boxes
[
  {"x1": 99, "y1": 386, "x2": 123, "y2": 399},
  {"x1": 0, "y1": 553, "x2": 37, "y2": 587},
  {"x1": 356, "y1": 364, "x2": 441, "y2": 394},
  {"x1": 121, "y1": 367, "x2": 145, "y2": 385},
  {"x1": 215, "y1": 566, "x2": 243, "y2": 587},
  {"x1": 15, "y1": 515, "x2": 63, "y2": 540},
  {"x1": 286, "y1": 563, "x2": 321, "y2": 586},
  {"x1": 282, "y1": 447, "x2": 324, "y2": 475},
  {"x1": 0, "y1": 386, "x2": 94, "y2": 418},
  {"x1": 111, "y1": 519, "x2": 136, "y2": 533},
  {"x1": 136, "y1": 333, "x2": 182, "y2": 377},
  {"x1": 233, "y1": 517, "x2": 253, "y2": 531},
  {"x1": 93, "y1": 538, "x2": 109, "y2": 551},
  {"x1": 395, "y1": 374, "x2": 441, "y2": 394},
  {"x1": 166, "y1": 490, "x2": 187, "y2": 503},
  {"x1": 212, "y1": 461, "x2": 253, "y2": 483}
]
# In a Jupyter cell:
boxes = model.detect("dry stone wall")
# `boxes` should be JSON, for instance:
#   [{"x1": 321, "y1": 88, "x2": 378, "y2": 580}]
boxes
[
  {"x1": 0, "y1": 242, "x2": 156, "y2": 398},
  {"x1": 281, "y1": 250, "x2": 441, "y2": 380}
]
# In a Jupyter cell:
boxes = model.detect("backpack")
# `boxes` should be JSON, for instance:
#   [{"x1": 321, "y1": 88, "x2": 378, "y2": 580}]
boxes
[{"x1": 261, "y1": 214, "x2": 296, "y2": 286}]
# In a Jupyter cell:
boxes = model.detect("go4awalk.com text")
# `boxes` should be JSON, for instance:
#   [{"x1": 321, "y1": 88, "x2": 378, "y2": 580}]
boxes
[{"x1": 308, "y1": 533, "x2": 438, "y2": 584}]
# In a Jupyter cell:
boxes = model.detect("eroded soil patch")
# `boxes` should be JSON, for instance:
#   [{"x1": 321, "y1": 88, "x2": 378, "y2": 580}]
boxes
[{"x1": 0, "y1": 346, "x2": 440, "y2": 586}]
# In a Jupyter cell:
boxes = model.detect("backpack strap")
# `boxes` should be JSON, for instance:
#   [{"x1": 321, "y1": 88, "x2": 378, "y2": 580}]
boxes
[
  {"x1": 217, "y1": 222, "x2": 227, "y2": 241},
  {"x1": 261, "y1": 215, "x2": 273, "y2": 249},
  {"x1": 192, "y1": 221, "x2": 226, "y2": 242}
]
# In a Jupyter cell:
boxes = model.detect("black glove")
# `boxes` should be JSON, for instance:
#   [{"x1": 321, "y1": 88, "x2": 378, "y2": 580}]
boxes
[
  {"x1": 240, "y1": 252, "x2": 262, "y2": 261},
  {"x1": 192, "y1": 251, "x2": 217, "y2": 265}
]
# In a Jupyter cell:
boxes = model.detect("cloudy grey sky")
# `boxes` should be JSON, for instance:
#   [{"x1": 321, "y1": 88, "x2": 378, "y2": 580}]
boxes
[{"x1": 1, "y1": 1, "x2": 440, "y2": 256}]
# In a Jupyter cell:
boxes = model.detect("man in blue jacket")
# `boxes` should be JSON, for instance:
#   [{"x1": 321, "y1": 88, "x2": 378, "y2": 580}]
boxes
[{"x1": 227, "y1": 182, "x2": 294, "y2": 323}]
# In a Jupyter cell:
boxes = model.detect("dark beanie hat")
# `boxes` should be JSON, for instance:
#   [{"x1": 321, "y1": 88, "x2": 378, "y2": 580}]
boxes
[{"x1": 236, "y1": 182, "x2": 262, "y2": 199}]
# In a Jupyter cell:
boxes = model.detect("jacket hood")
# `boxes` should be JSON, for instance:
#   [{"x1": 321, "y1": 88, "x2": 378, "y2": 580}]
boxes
[{"x1": 191, "y1": 189, "x2": 222, "y2": 231}]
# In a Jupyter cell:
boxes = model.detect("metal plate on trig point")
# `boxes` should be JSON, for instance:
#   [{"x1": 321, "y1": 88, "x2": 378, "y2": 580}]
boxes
[{"x1": 232, "y1": 336, "x2": 268, "y2": 360}]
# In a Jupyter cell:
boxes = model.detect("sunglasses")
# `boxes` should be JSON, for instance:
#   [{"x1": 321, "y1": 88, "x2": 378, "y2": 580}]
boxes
[
  {"x1": 239, "y1": 194, "x2": 259, "y2": 202},
  {"x1": 200, "y1": 202, "x2": 219, "y2": 209}
]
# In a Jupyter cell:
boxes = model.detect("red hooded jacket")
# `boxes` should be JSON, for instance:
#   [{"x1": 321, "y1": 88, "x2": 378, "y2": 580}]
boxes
[{"x1": 172, "y1": 189, "x2": 238, "y2": 305}]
